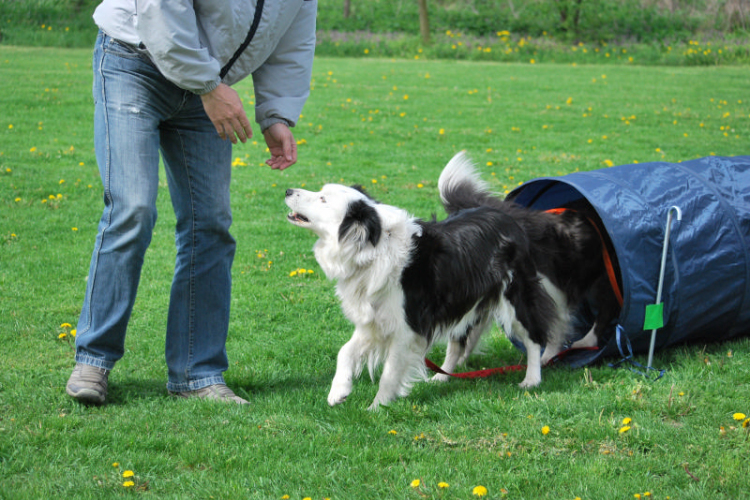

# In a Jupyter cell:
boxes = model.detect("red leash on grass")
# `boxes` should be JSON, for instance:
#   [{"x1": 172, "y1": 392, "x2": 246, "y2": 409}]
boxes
[{"x1": 425, "y1": 347, "x2": 600, "y2": 379}]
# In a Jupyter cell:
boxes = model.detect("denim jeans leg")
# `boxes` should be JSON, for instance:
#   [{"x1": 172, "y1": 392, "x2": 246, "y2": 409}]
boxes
[
  {"x1": 75, "y1": 33, "x2": 163, "y2": 370},
  {"x1": 159, "y1": 95, "x2": 236, "y2": 392}
]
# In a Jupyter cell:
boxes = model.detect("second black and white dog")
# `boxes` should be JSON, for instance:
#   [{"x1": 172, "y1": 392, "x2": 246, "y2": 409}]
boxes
[{"x1": 285, "y1": 152, "x2": 620, "y2": 409}]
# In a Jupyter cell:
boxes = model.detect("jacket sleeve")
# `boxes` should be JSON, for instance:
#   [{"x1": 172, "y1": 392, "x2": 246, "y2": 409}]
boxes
[
  {"x1": 252, "y1": 0, "x2": 317, "y2": 131},
  {"x1": 135, "y1": 0, "x2": 222, "y2": 95}
]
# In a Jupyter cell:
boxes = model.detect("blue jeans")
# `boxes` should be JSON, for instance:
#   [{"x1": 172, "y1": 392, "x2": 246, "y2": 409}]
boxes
[{"x1": 75, "y1": 31, "x2": 236, "y2": 392}]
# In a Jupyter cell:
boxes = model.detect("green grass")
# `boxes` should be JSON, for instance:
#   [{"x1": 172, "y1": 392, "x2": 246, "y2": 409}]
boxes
[{"x1": 1, "y1": 47, "x2": 749, "y2": 499}]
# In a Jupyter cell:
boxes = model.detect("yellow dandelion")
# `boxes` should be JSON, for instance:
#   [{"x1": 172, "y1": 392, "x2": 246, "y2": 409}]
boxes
[
  {"x1": 123, "y1": 481, "x2": 135, "y2": 488},
  {"x1": 411, "y1": 479, "x2": 421, "y2": 488},
  {"x1": 71, "y1": 329, "x2": 77, "y2": 337},
  {"x1": 417, "y1": 183, "x2": 424, "y2": 188},
  {"x1": 743, "y1": 419, "x2": 749, "y2": 428},
  {"x1": 58, "y1": 333, "x2": 68, "y2": 339},
  {"x1": 122, "y1": 470, "x2": 134, "y2": 478},
  {"x1": 438, "y1": 482, "x2": 450, "y2": 488},
  {"x1": 733, "y1": 413, "x2": 747, "y2": 421},
  {"x1": 619, "y1": 426, "x2": 631, "y2": 434},
  {"x1": 541, "y1": 425, "x2": 550, "y2": 435},
  {"x1": 112, "y1": 462, "x2": 120, "y2": 467},
  {"x1": 388, "y1": 429, "x2": 397, "y2": 435},
  {"x1": 622, "y1": 417, "x2": 632, "y2": 425},
  {"x1": 403, "y1": 94, "x2": 409, "y2": 100},
  {"x1": 8, "y1": 124, "x2": 13, "y2": 129},
  {"x1": 473, "y1": 485, "x2": 488, "y2": 497},
  {"x1": 72, "y1": 227, "x2": 78, "y2": 231},
  {"x1": 439, "y1": 128, "x2": 445, "y2": 135},
  {"x1": 604, "y1": 159, "x2": 614, "y2": 167},
  {"x1": 30, "y1": 147, "x2": 37, "y2": 152},
  {"x1": 60, "y1": 323, "x2": 72, "y2": 328}
]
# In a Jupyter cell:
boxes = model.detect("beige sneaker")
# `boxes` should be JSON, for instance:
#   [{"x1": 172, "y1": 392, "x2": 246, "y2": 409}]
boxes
[
  {"x1": 169, "y1": 384, "x2": 249, "y2": 404},
  {"x1": 66, "y1": 363, "x2": 110, "y2": 404}
]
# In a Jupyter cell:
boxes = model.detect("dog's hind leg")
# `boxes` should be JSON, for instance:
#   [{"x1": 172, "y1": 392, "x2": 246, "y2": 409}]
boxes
[
  {"x1": 432, "y1": 315, "x2": 492, "y2": 382},
  {"x1": 570, "y1": 327, "x2": 598, "y2": 349},
  {"x1": 369, "y1": 333, "x2": 428, "y2": 410}
]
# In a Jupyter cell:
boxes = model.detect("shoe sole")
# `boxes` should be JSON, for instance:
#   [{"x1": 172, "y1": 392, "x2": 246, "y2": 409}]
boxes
[{"x1": 66, "y1": 386, "x2": 106, "y2": 405}]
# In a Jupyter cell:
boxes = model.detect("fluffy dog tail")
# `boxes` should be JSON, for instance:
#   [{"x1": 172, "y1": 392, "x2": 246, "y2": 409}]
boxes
[{"x1": 438, "y1": 151, "x2": 499, "y2": 215}]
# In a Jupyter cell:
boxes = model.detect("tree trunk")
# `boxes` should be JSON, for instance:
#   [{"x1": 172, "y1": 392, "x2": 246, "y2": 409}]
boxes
[
  {"x1": 417, "y1": 0, "x2": 430, "y2": 45},
  {"x1": 343, "y1": 0, "x2": 351, "y2": 19}
]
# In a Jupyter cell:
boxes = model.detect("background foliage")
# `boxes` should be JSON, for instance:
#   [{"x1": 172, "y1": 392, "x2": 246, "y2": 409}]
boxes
[{"x1": 1, "y1": 0, "x2": 749, "y2": 65}]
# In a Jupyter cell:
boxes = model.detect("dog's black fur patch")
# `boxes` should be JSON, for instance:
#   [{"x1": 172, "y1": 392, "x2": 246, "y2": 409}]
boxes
[{"x1": 339, "y1": 199, "x2": 382, "y2": 247}]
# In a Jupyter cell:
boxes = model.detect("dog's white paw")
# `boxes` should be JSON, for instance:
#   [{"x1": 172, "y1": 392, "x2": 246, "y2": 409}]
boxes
[
  {"x1": 518, "y1": 375, "x2": 541, "y2": 389},
  {"x1": 430, "y1": 373, "x2": 451, "y2": 383},
  {"x1": 327, "y1": 382, "x2": 352, "y2": 406},
  {"x1": 367, "y1": 400, "x2": 382, "y2": 411}
]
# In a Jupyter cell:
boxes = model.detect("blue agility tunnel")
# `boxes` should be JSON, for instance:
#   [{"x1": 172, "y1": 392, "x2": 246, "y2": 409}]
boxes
[{"x1": 507, "y1": 155, "x2": 750, "y2": 368}]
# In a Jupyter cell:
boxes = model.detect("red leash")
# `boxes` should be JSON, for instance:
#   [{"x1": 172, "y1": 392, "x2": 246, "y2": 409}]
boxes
[
  {"x1": 425, "y1": 357, "x2": 525, "y2": 378},
  {"x1": 425, "y1": 347, "x2": 599, "y2": 379}
]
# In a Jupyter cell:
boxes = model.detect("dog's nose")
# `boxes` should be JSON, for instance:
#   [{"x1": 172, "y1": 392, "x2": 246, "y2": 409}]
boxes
[{"x1": 285, "y1": 189, "x2": 294, "y2": 198}]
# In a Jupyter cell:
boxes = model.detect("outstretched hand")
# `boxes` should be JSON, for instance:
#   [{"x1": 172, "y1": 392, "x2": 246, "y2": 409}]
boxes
[
  {"x1": 263, "y1": 122, "x2": 297, "y2": 170},
  {"x1": 200, "y1": 83, "x2": 253, "y2": 144}
]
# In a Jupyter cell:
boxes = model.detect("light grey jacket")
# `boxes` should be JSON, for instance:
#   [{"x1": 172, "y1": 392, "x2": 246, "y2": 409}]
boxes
[{"x1": 93, "y1": 0, "x2": 317, "y2": 130}]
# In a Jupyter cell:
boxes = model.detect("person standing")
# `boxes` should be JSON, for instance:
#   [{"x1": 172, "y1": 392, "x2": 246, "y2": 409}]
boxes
[{"x1": 66, "y1": 0, "x2": 317, "y2": 404}]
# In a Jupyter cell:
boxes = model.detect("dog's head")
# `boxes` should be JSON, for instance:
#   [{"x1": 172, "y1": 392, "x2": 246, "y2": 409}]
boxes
[{"x1": 285, "y1": 184, "x2": 382, "y2": 248}]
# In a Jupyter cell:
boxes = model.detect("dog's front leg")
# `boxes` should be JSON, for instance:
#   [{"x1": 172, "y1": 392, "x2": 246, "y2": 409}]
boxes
[
  {"x1": 519, "y1": 339, "x2": 543, "y2": 389},
  {"x1": 369, "y1": 334, "x2": 428, "y2": 410},
  {"x1": 430, "y1": 340, "x2": 464, "y2": 383},
  {"x1": 328, "y1": 330, "x2": 366, "y2": 406}
]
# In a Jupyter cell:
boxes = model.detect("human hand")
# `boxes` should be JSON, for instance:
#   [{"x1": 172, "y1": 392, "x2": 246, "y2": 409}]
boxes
[
  {"x1": 200, "y1": 83, "x2": 253, "y2": 144},
  {"x1": 262, "y1": 122, "x2": 297, "y2": 170}
]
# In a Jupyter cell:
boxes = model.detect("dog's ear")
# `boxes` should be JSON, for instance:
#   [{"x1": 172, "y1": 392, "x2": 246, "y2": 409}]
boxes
[
  {"x1": 350, "y1": 185, "x2": 379, "y2": 203},
  {"x1": 339, "y1": 199, "x2": 382, "y2": 247}
]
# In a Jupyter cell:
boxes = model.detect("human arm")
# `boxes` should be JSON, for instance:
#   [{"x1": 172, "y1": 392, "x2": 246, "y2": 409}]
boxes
[
  {"x1": 263, "y1": 122, "x2": 297, "y2": 170},
  {"x1": 252, "y1": 1, "x2": 316, "y2": 133}
]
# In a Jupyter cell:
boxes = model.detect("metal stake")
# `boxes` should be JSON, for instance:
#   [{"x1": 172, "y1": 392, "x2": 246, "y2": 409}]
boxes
[{"x1": 647, "y1": 206, "x2": 682, "y2": 369}]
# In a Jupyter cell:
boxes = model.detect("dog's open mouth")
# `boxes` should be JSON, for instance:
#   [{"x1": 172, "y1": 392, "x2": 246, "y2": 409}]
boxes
[{"x1": 287, "y1": 212, "x2": 310, "y2": 225}]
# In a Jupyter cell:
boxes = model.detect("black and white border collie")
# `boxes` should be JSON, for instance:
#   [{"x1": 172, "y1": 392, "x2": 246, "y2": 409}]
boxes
[{"x1": 285, "y1": 152, "x2": 619, "y2": 410}]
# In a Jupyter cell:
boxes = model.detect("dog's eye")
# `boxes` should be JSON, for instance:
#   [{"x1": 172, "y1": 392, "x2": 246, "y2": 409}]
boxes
[{"x1": 320, "y1": 196, "x2": 326, "y2": 203}]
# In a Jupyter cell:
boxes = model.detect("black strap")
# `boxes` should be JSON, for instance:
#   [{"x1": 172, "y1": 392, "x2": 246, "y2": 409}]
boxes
[{"x1": 219, "y1": 0, "x2": 265, "y2": 80}]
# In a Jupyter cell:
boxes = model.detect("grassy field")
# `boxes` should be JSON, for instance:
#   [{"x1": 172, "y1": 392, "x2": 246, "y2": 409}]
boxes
[{"x1": 1, "y1": 46, "x2": 749, "y2": 499}]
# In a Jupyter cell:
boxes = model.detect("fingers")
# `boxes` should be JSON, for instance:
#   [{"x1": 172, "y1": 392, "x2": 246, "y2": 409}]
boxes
[
  {"x1": 263, "y1": 122, "x2": 298, "y2": 170},
  {"x1": 201, "y1": 84, "x2": 253, "y2": 144}
]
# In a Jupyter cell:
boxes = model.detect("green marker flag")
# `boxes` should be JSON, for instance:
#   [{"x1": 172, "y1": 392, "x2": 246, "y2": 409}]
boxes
[{"x1": 644, "y1": 303, "x2": 664, "y2": 330}]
